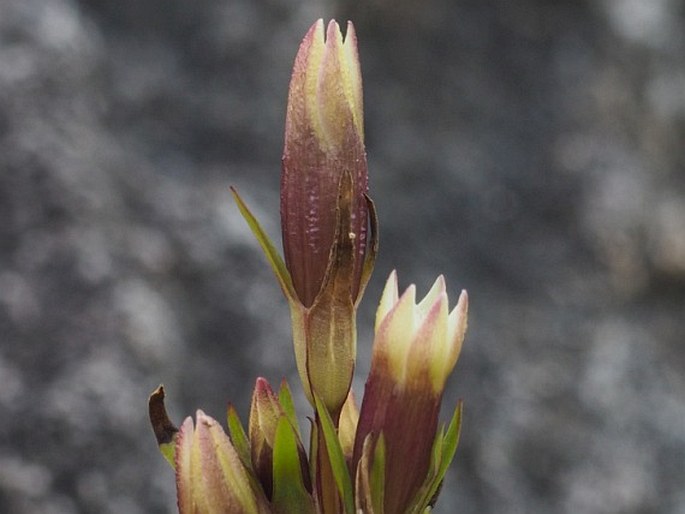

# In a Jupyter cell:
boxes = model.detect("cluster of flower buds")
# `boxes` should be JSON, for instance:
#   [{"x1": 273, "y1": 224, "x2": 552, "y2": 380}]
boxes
[
  {"x1": 150, "y1": 18, "x2": 468, "y2": 514},
  {"x1": 149, "y1": 379, "x2": 314, "y2": 514}
]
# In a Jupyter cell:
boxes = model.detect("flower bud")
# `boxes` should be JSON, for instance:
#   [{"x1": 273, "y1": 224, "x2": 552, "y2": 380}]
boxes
[
  {"x1": 280, "y1": 19, "x2": 377, "y2": 416},
  {"x1": 232, "y1": 19, "x2": 376, "y2": 417},
  {"x1": 176, "y1": 410, "x2": 270, "y2": 514},
  {"x1": 281, "y1": 19, "x2": 368, "y2": 308},
  {"x1": 248, "y1": 378, "x2": 309, "y2": 499},
  {"x1": 248, "y1": 378, "x2": 282, "y2": 499},
  {"x1": 353, "y1": 271, "x2": 468, "y2": 513}
]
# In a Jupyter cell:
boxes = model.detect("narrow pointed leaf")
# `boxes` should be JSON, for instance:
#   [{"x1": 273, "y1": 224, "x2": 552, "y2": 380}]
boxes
[
  {"x1": 148, "y1": 385, "x2": 178, "y2": 468},
  {"x1": 314, "y1": 395, "x2": 355, "y2": 514},
  {"x1": 230, "y1": 187, "x2": 297, "y2": 300},
  {"x1": 430, "y1": 401, "x2": 463, "y2": 501},
  {"x1": 227, "y1": 403, "x2": 253, "y2": 472},
  {"x1": 278, "y1": 379, "x2": 301, "y2": 439},
  {"x1": 272, "y1": 416, "x2": 315, "y2": 513},
  {"x1": 410, "y1": 402, "x2": 463, "y2": 512}
]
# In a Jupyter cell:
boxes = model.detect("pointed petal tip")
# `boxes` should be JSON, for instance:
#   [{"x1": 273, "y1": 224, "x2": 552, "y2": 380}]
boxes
[
  {"x1": 255, "y1": 376, "x2": 273, "y2": 393},
  {"x1": 402, "y1": 283, "x2": 417, "y2": 304},
  {"x1": 376, "y1": 270, "x2": 400, "y2": 329},
  {"x1": 417, "y1": 290, "x2": 448, "y2": 338},
  {"x1": 454, "y1": 289, "x2": 469, "y2": 316},
  {"x1": 323, "y1": 19, "x2": 358, "y2": 45},
  {"x1": 386, "y1": 269, "x2": 399, "y2": 292},
  {"x1": 418, "y1": 275, "x2": 447, "y2": 314},
  {"x1": 298, "y1": 19, "x2": 325, "y2": 56},
  {"x1": 345, "y1": 21, "x2": 357, "y2": 42},
  {"x1": 179, "y1": 416, "x2": 194, "y2": 436},
  {"x1": 310, "y1": 18, "x2": 325, "y2": 35},
  {"x1": 195, "y1": 410, "x2": 212, "y2": 428}
]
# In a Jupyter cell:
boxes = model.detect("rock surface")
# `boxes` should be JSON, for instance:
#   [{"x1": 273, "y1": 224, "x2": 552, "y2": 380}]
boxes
[{"x1": 1, "y1": 0, "x2": 684, "y2": 513}]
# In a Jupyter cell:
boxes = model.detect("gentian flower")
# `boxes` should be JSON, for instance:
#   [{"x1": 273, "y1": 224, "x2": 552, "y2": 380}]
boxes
[{"x1": 353, "y1": 271, "x2": 468, "y2": 512}]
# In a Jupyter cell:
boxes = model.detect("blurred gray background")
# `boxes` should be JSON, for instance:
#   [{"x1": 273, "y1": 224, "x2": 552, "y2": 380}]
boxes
[{"x1": 1, "y1": 0, "x2": 684, "y2": 512}]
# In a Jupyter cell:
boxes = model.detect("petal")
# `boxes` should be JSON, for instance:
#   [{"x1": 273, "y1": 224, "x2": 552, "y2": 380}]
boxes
[
  {"x1": 408, "y1": 292, "x2": 449, "y2": 393},
  {"x1": 374, "y1": 270, "x2": 399, "y2": 332},
  {"x1": 446, "y1": 290, "x2": 469, "y2": 373},
  {"x1": 340, "y1": 21, "x2": 363, "y2": 138},
  {"x1": 417, "y1": 275, "x2": 446, "y2": 318},
  {"x1": 376, "y1": 283, "x2": 417, "y2": 383}
]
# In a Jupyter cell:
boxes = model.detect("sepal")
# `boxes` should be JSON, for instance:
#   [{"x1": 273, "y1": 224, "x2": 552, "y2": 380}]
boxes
[
  {"x1": 148, "y1": 385, "x2": 178, "y2": 469},
  {"x1": 354, "y1": 433, "x2": 385, "y2": 514}
]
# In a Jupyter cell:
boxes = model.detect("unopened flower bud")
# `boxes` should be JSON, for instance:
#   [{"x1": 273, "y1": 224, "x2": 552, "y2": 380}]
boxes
[
  {"x1": 249, "y1": 378, "x2": 309, "y2": 498},
  {"x1": 280, "y1": 19, "x2": 377, "y2": 416},
  {"x1": 281, "y1": 18, "x2": 368, "y2": 308},
  {"x1": 232, "y1": 19, "x2": 376, "y2": 418},
  {"x1": 176, "y1": 410, "x2": 270, "y2": 514}
]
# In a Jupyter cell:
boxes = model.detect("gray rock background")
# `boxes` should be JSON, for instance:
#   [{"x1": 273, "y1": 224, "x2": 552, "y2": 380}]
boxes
[{"x1": 1, "y1": 0, "x2": 684, "y2": 513}]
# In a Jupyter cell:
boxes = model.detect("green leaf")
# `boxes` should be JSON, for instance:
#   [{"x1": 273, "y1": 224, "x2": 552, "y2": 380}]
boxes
[
  {"x1": 430, "y1": 425, "x2": 446, "y2": 480},
  {"x1": 424, "y1": 402, "x2": 463, "y2": 509},
  {"x1": 370, "y1": 434, "x2": 386, "y2": 514},
  {"x1": 227, "y1": 404, "x2": 253, "y2": 472},
  {"x1": 272, "y1": 416, "x2": 315, "y2": 513},
  {"x1": 230, "y1": 187, "x2": 297, "y2": 301},
  {"x1": 314, "y1": 395, "x2": 355, "y2": 514},
  {"x1": 278, "y1": 379, "x2": 301, "y2": 439},
  {"x1": 433, "y1": 402, "x2": 463, "y2": 493},
  {"x1": 148, "y1": 385, "x2": 178, "y2": 469}
]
